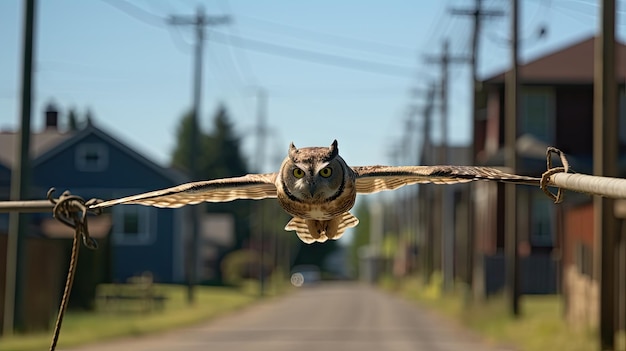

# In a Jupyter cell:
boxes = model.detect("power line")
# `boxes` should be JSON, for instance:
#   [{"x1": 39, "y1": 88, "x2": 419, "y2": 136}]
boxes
[
  {"x1": 205, "y1": 48, "x2": 245, "y2": 94},
  {"x1": 416, "y1": 2, "x2": 469, "y2": 99},
  {"x1": 215, "y1": 0, "x2": 259, "y2": 86},
  {"x1": 100, "y1": 0, "x2": 164, "y2": 28},
  {"x1": 100, "y1": 0, "x2": 415, "y2": 78},
  {"x1": 266, "y1": 85, "x2": 409, "y2": 99},
  {"x1": 546, "y1": 0, "x2": 626, "y2": 26},
  {"x1": 424, "y1": 40, "x2": 470, "y2": 156},
  {"x1": 523, "y1": 0, "x2": 550, "y2": 33},
  {"x1": 422, "y1": 1, "x2": 457, "y2": 50},
  {"x1": 208, "y1": 31, "x2": 414, "y2": 78},
  {"x1": 167, "y1": 25, "x2": 194, "y2": 54},
  {"x1": 235, "y1": 14, "x2": 417, "y2": 58}
]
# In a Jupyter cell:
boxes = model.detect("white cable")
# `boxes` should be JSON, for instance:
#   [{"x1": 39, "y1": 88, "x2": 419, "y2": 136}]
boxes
[{"x1": 548, "y1": 172, "x2": 626, "y2": 199}]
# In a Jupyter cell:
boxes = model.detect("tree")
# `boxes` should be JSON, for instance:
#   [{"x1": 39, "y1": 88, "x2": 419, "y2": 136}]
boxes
[
  {"x1": 85, "y1": 108, "x2": 94, "y2": 126},
  {"x1": 68, "y1": 108, "x2": 79, "y2": 131},
  {"x1": 201, "y1": 105, "x2": 248, "y2": 179},
  {"x1": 170, "y1": 104, "x2": 253, "y2": 284},
  {"x1": 65, "y1": 106, "x2": 93, "y2": 131},
  {"x1": 171, "y1": 105, "x2": 252, "y2": 243},
  {"x1": 171, "y1": 105, "x2": 248, "y2": 179},
  {"x1": 171, "y1": 111, "x2": 195, "y2": 173}
]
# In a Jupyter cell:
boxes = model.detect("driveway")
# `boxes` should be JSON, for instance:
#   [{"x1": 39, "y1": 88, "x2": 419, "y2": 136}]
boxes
[{"x1": 64, "y1": 282, "x2": 513, "y2": 351}]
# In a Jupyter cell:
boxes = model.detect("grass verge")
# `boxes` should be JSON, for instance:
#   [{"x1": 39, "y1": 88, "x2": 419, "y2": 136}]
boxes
[
  {"x1": 0, "y1": 282, "x2": 287, "y2": 351},
  {"x1": 384, "y1": 275, "x2": 597, "y2": 351}
]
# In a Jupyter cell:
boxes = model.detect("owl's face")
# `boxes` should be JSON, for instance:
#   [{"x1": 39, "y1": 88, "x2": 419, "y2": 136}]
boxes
[{"x1": 279, "y1": 140, "x2": 346, "y2": 202}]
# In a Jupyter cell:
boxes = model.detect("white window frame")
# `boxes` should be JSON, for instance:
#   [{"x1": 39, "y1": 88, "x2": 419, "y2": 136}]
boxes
[
  {"x1": 75, "y1": 143, "x2": 109, "y2": 172},
  {"x1": 112, "y1": 204, "x2": 155, "y2": 245},
  {"x1": 521, "y1": 87, "x2": 555, "y2": 144}
]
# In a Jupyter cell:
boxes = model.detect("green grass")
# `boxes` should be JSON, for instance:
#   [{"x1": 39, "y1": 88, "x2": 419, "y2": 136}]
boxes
[
  {"x1": 0, "y1": 282, "x2": 287, "y2": 351},
  {"x1": 386, "y1": 275, "x2": 598, "y2": 351}
]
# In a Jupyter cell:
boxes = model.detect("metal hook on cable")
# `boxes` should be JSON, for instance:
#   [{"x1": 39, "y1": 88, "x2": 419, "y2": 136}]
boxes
[{"x1": 540, "y1": 147, "x2": 569, "y2": 204}]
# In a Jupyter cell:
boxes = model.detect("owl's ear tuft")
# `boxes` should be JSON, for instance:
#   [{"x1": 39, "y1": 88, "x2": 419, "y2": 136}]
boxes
[
  {"x1": 288, "y1": 142, "x2": 298, "y2": 159},
  {"x1": 328, "y1": 140, "x2": 338, "y2": 158}
]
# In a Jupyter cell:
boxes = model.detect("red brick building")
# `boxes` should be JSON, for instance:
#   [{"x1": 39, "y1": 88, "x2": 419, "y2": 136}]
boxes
[{"x1": 475, "y1": 36, "x2": 626, "y2": 326}]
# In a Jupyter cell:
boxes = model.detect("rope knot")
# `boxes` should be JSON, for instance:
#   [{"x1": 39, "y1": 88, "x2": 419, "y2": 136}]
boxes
[
  {"x1": 47, "y1": 188, "x2": 101, "y2": 249},
  {"x1": 541, "y1": 147, "x2": 569, "y2": 204}
]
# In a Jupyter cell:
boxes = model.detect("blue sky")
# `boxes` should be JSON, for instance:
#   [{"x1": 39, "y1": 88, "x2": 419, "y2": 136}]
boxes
[{"x1": 0, "y1": 0, "x2": 606, "y2": 173}]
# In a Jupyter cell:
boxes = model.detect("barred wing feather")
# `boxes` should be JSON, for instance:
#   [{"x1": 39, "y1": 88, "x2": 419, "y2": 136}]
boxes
[
  {"x1": 91, "y1": 173, "x2": 278, "y2": 209},
  {"x1": 352, "y1": 165, "x2": 540, "y2": 194},
  {"x1": 285, "y1": 212, "x2": 359, "y2": 244}
]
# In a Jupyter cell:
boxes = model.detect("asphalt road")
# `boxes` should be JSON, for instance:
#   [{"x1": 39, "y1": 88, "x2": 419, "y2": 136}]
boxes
[{"x1": 64, "y1": 282, "x2": 513, "y2": 351}]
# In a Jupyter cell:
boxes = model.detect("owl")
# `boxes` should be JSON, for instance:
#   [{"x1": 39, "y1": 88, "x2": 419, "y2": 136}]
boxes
[{"x1": 91, "y1": 140, "x2": 540, "y2": 244}]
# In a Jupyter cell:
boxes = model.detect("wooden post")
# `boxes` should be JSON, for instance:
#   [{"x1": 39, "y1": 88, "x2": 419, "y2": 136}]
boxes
[
  {"x1": 594, "y1": 0, "x2": 617, "y2": 348},
  {"x1": 504, "y1": 0, "x2": 520, "y2": 317},
  {"x1": 3, "y1": 0, "x2": 36, "y2": 334}
]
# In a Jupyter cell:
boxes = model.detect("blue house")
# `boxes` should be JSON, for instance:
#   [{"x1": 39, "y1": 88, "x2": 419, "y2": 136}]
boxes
[{"x1": 0, "y1": 106, "x2": 187, "y2": 283}]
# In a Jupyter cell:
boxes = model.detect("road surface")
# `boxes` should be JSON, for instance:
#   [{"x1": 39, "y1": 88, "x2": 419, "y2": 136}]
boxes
[{"x1": 64, "y1": 282, "x2": 513, "y2": 351}]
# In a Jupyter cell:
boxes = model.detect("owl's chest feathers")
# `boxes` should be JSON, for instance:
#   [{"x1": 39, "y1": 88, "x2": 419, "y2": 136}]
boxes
[{"x1": 277, "y1": 180, "x2": 357, "y2": 220}]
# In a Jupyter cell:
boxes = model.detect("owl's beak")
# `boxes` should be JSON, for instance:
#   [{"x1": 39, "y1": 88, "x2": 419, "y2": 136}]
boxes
[{"x1": 307, "y1": 181, "x2": 317, "y2": 198}]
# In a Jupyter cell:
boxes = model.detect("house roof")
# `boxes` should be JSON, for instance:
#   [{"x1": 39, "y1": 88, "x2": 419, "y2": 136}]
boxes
[
  {"x1": 483, "y1": 36, "x2": 626, "y2": 84},
  {"x1": 0, "y1": 122, "x2": 185, "y2": 184},
  {"x1": 0, "y1": 129, "x2": 73, "y2": 168}
]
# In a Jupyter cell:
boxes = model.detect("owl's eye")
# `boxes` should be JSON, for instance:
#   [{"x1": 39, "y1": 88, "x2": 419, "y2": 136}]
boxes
[
  {"x1": 319, "y1": 167, "x2": 332, "y2": 178},
  {"x1": 293, "y1": 168, "x2": 305, "y2": 178}
]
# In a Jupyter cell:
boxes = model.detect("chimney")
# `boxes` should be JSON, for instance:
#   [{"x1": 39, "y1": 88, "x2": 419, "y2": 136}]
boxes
[{"x1": 45, "y1": 102, "x2": 59, "y2": 130}]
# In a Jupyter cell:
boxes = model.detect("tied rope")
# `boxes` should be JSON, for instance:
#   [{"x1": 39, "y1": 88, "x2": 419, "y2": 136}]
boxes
[
  {"x1": 47, "y1": 189, "x2": 101, "y2": 351},
  {"x1": 540, "y1": 147, "x2": 570, "y2": 203}
]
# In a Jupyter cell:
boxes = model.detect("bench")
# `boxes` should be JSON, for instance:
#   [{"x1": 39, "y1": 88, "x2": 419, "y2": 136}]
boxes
[{"x1": 97, "y1": 272, "x2": 168, "y2": 313}]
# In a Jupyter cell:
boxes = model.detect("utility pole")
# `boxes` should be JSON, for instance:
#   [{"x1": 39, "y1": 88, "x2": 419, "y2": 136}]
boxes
[
  {"x1": 594, "y1": 0, "x2": 617, "y2": 349},
  {"x1": 255, "y1": 88, "x2": 268, "y2": 297},
  {"x1": 168, "y1": 6, "x2": 230, "y2": 304},
  {"x1": 425, "y1": 40, "x2": 467, "y2": 163},
  {"x1": 505, "y1": 0, "x2": 520, "y2": 317},
  {"x1": 3, "y1": 0, "x2": 36, "y2": 335},
  {"x1": 425, "y1": 40, "x2": 468, "y2": 290},
  {"x1": 421, "y1": 83, "x2": 436, "y2": 284},
  {"x1": 451, "y1": 0, "x2": 504, "y2": 301}
]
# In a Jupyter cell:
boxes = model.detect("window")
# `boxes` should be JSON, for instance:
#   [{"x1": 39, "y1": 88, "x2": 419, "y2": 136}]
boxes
[
  {"x1": 529, "y1": 192, "x2": 554, "y2": 247},
  {"x1": 75, "y1": 143, "x2": 108, "y2": 172},
  {"x1": 113, "y1": 205, "x2": 154, "y2": 245},
  {"x1": 521, "y1": 88, "x2": 555, "y2": 144},
  {"x1": 0, "y1": 214, "x2": 8, "y2": 233}
]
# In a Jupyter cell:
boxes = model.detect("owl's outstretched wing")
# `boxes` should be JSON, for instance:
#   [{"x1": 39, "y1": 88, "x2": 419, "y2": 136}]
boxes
[
  {"x1": 352, "y1": 165, "x2": 540, "y2": 194},
  {"x1": 91, "y1": 173, "x2": 278, "y2": 209}
]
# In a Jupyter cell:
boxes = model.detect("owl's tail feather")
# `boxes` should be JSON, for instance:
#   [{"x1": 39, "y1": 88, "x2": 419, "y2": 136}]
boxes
[{"x1": 285, "y1": 213, "x2": 360, "y2": 244}]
